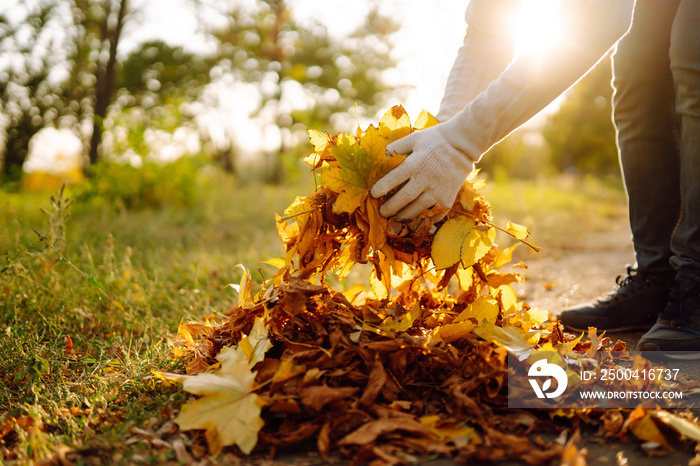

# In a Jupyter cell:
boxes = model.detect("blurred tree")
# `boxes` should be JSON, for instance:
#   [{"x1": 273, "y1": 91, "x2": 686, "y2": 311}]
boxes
[
  {"x1": 479, "y1": 129, "x2": 553, "y2": 180},
  {"x1": 478, "y1": 57, "x2": 619, "y2": 180},
  {"x1": 71, "y1": 0, "x2": 130, "y2": 165},
  {"x1": 540, "y1": 57, "x2": 619, "y2": 176},
  {"x1": 205, "y1": 0, "x2": 400, "y2": 182},
  {"x1": 118, "y1": 40, "x2": 211, "y2": 103},
  {"x1": 1, "y1": 0, "x2": 216, "y2": 178},
  {"x1": 0, "y1": 2, "x2": 69, "y2": 179},
  {"x1": 101, "y1": 40, "x2": 213, "y2": 164},
  {"x1": 0, "y1": 0, "x2": 134, "y2": 177}
]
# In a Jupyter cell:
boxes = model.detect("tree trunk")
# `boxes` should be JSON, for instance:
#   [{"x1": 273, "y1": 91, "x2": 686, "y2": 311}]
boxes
[
  {"x1": 2, "y1": 115, "x2": 38, "y2": 180},
  {"x1": 266, "y1": 0, "x2": 288, "y2": 184},
  {"x1": 88, "y1": 0, "x2": 128, "y2": 165},
  {"x1": 217, "y1": 142, "x2": 236, "y2": 174}
]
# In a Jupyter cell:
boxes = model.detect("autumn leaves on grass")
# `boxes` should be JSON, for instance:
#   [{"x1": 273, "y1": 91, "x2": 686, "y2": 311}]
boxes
[{"x1": 154, "y1": 106, "x2": 564, "y2": 461}]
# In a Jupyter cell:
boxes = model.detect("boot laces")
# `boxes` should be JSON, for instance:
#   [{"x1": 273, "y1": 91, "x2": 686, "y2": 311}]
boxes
[
  {"x1": 615, "y1": 266, "x2": 637, "y2": 288},
  {"x1": 603, "y1": 266, "x2": 642, "y2": 302}
]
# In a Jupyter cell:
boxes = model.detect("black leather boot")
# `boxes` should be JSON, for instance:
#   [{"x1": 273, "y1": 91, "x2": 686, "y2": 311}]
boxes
[
  {"x1": 637, "y1": 277, "x2": 700, "y2": 356},
  {"x1": 558, "y1": 266, "x2": 672, "y2": 332}
]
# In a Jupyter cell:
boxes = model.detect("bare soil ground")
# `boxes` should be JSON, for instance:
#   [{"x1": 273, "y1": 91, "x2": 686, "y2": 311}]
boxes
[
  {"x1": 511, "y1": 217, "x2": 695, "y2": 465},
  {"x1": 515, "y1": 218, "x2": 636, "y2": 320}
]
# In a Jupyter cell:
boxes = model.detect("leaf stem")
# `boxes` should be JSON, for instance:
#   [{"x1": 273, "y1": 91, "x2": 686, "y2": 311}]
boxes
[
  {"x1": 276, "y1": 208, "x2": 321, "y2": 223},
  {"x1": 453, "y1": 210, "x2": 541, "y2": 253}
]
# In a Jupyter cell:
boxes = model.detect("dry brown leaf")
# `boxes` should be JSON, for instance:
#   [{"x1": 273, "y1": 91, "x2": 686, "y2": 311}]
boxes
[
  {"x1": 360, "y1": 355, "x2": 388, "y2": 407},
  {"x1": 338, "y1": 418, "x2": 435, "y2": 446},
  {"x1": 300, "y1": 385, "x2": 359, "y2": 412}
]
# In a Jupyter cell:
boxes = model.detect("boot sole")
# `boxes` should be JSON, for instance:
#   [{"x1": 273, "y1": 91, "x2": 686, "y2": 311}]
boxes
[
  {"x1": 638, "y1": 342, "x2": 700, "y2": 359},
  {"x1": 562, "y1": 323, "x2": 654, "y2": 333}
]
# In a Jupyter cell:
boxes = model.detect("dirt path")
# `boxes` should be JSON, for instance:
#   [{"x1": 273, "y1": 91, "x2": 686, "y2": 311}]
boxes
[
  {"x1": 515, "y1": 219, "x2": 636, "y2": 318},
  {"x1": 511, "y1": 218, "x2": 695, "y2": 465},
  {"x1": 511, "y1": 216, "x2": 654, "y2": 349}
]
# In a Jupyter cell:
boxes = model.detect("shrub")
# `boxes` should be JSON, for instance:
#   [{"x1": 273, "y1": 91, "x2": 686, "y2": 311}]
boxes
[{"x1": 72, "y1": 156, "x2": 209, "y2": 210}]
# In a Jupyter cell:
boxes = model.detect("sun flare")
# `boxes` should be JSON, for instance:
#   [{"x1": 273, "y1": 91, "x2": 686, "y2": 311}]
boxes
[{"x1": 516, "y1": 0, "x2": 563, "y2": 55}]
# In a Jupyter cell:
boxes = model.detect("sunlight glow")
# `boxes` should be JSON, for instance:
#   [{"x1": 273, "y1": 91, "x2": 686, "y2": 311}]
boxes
[{"x1": 516, "y1": 0, "x2": 563, "y2": 56}]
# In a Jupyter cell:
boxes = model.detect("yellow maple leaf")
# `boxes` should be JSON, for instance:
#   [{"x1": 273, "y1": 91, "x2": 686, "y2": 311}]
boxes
[
  {"x1": 308, "y1": 129, "x2": 330, "y2": 153},
  {"x1": 320, "y1": 127, "x2": 405, "y2": 214},
  {"x1": 319, "y1": 135, "x2": 367, "y2": 213},
  {"x1": 303, "y1": 130, "x2": 331, "y2": 168},
  {"x1": 157, "y1": 346, "x2": 265, "y2": 455},
  {"x1": 378, "y1": 105, "x2": 412, "y2": 142},
  {"x1": 238, "y1": 316, "x2": 273, "y2": 368},
  {"x1": 413, "y1": 109, "x2": 440, "y2": 130},
  {"x1": 362, "y1": 125, "x2": 405, "y2": 184}
]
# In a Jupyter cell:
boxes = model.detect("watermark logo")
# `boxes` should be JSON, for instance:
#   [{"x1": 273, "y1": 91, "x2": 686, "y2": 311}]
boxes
[
  {"x1": 509, "y1": 351, "x2": 693, "y2": 408},
  {"x1": 528, "y1": 358, "x2": 568, "y2": 399}
]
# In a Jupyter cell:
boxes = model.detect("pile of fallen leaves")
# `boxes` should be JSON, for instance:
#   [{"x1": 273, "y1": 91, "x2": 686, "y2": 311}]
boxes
[{"x1": 154, "y1": 106, "x2": 700, "y2": 464}]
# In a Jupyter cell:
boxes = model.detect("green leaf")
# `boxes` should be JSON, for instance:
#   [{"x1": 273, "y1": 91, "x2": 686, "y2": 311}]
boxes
[{"x1": 88, "y1": 277, "x2": 105, "y2": 291}]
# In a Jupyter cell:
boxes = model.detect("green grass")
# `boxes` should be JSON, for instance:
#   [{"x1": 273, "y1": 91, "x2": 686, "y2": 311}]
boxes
[{"x1": 0, "y1": 170, "x2": 627, "y2": 463}]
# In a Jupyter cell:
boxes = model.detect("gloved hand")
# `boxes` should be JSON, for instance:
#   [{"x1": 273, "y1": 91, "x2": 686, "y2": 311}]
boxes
[{"x1": 370, "y1": 125, "x2": 475, "y2": 220}]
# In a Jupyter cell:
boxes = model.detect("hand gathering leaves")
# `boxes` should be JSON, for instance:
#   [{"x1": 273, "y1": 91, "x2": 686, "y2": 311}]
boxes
[
  {"x1": 156, "y1": 106, "x2": 700, "y2": 463},
  {"x1": 275, "y1": 105, "x2": 536, "y2": 298}
]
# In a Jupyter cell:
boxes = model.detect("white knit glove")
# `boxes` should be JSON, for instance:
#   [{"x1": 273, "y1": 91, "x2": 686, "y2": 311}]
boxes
[{"x1": 370, "y1": 126, "x2": 475, "y2": 220}]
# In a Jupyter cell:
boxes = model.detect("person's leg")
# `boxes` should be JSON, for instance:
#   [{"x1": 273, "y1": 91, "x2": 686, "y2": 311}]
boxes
[
  {"x1": 613, "y1": 0, "x2": 681, "y2": 278},
  {"x1": 638, "y1": 0, "x2": 700, "y2": 353},
  {"x1": 559, "y1": 0, "x2": 680, "y2": 332},
  {"x1": 668, "y1": 0, "x2": 700, "y2": 284}
]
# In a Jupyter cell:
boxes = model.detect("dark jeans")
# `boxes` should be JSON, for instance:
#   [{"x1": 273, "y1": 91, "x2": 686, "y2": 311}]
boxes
[{"x1": 612, "y1": 0, "x2": 700, "y2": 284}]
